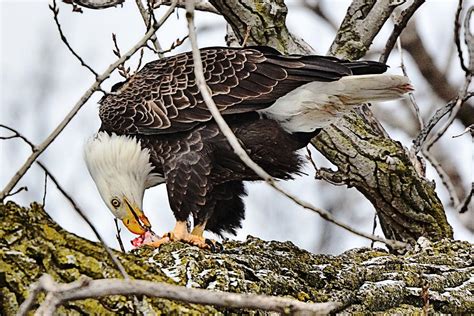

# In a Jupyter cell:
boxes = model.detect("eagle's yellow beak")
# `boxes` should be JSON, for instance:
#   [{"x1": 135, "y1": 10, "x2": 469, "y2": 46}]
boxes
[{"x1": 122, "y1": 199, "x2": 151, "y2": 235}]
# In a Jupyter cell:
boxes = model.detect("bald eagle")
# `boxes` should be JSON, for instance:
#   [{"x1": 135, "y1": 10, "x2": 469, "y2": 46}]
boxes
[{"x1": 84, "y1": 46, "x2": 411, "y2": 249}]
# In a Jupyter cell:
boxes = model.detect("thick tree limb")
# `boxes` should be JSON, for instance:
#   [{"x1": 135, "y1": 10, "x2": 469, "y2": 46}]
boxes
[
  {"x1": 209, "y1": 0, "x2": 313, "y2": 53},
  {"x1": 213, "y1": 0, "x2": 452, "y2": 246},
  {"x1": 2, "y1": 202, "x2": 472, "y2": 314},
  {"x1": 328, "y1": 0, "x2": 399, "y2": 59},
  {"x1": 29, "y1": 275, "x2": 338, "y2": 315}
]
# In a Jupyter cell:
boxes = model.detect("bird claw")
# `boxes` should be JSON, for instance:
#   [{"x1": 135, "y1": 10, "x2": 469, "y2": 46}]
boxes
[
  {"x1": 205, "y1": 238, "x2": 223, "y2": 252},
  {"x1": 132, "y1": 230, "x2": 222, "y2": 252}
]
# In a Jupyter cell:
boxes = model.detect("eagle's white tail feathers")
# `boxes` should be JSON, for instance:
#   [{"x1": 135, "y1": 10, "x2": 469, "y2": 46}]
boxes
[
  {"x1": 336, "y1": 74, "x2": 413, "y2": 104},
  {"x1": 260, "y1": 74, "x2": 412, "y2": 133}
]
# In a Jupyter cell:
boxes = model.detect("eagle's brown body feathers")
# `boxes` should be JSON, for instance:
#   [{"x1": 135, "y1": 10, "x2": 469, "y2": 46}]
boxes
[{"x1": 92, "y1": 46, "x2": 409, "y2": 238}]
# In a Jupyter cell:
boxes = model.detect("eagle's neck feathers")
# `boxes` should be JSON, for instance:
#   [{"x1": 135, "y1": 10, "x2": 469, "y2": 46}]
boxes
[{"x1": 84, "y1": 132, "x2": 164, "y2": 217}]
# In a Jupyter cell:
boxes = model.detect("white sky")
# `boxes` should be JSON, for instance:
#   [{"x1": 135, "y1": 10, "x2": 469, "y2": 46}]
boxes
[{"x1": 1, "y1": 0, "x2": 472, "y2": 254}]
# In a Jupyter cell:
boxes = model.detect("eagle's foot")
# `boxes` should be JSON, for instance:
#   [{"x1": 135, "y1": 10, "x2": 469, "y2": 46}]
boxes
[
  {"x1": 138, "y1": 221, "x2": 222, "y2": 251},
  {"x1": 166, "y1": 231, "x2": 221, "y2": 252}
]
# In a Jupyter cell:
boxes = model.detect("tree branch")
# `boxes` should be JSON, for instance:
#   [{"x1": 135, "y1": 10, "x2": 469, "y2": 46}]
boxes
[
  {"x1": 328, "y1": 0, "x2": 401, "y2": 59},
  {"x1": 30, "y1": 275, "x2": 339, "y2": 315},
  {"x1": 0, "y1": 2, "x2": 178, "y2": 202},
  {"x1": 401, "y1": 21, "x2": 474, "y2": 129},
  {"x1": 379, "y1": 0, "x2": 425, "y2": 64},
  {"x1": 186, "y1": 0, "x2": 407, "y2": 250}
]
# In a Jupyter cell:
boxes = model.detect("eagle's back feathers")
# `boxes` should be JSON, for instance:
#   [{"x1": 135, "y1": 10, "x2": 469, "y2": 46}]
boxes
[{"x1": 99, "y1": 46, "x2": 390, "y2": 136}]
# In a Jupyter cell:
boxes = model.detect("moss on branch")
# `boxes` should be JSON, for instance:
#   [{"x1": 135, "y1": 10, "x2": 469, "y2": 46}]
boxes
[{"x1": 1, "y1": 202, "x2": 472, "y2": 314}]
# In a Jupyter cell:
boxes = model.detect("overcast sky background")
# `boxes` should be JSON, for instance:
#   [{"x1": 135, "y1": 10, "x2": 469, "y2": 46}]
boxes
[{"x1": 1, "y1": 0, "x2": 472, "y2": 254}]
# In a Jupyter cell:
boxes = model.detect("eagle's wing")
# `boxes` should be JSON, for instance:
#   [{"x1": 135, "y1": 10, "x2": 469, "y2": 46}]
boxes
[{"x1": 99, "y1": 46, "x2": 386, "y2": 135}]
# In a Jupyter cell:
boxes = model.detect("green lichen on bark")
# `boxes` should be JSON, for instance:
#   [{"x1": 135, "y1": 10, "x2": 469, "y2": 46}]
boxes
[
  {"x1": 209, "y1": 0, "x2": 313, "y2": 54},
  {"x1": 1, "y1": 202, "x2": 472, "y2": 314},
  {"x1": 313, "y1": 110, "x2": 453, "y2": 245}
]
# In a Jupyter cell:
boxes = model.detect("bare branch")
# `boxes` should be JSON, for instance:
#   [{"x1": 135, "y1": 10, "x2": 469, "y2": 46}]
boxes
[
  {"x1": 458, "y1": 184, "x2": 473, "y2": 214},
  {"x1": 302, "y1": 0, "x2": 338, "y2": 31},
  {"x1": 31, "y1": 275, "x2": 340, "y2": 315},
  {"x1": 186, "y1": 0, "x2": 407, "y2": 250},
  {"x1": 455, "y1": 0, "x2": 472, "y2": 75},
  {"x1": 328, "y1": 0, "x2": 404, "y2": 59},
  {"x1": 114, "y1": 218, "x2": 126, "y2": 252},
  {"x1": 413, "y1": 84, "x2": 473, "y2": 154},
  {"x1": 379, "y1": 0, "x2": 425, "y2": 64},
  {"x1": 135, "y1": 0, "x2": 164, "y2": 58},
  {"x1": 111, "y1": 33, "x2": 131, "y2": 79},
  {"x1": 155, "y1": 0, "x2": 219, "y2": 14},
  {"x1": 51, "y1": 0, "x2": 99, "y2": 78},
  {"x1": 42, "y1": 171, "x2": 48, "y2": 206},
  {"x1": 63, "y1": 0, "x2": 125, "y2": 10},
  {"x1": 421, "y1": 150, "x2": 460, "y2": 207},
  {"x1": 401, "y1": 20, "x2": 474, "y2": 129},
  {"x1": 424, "y1": 78, "x2": 472, "y2": 152},
  {"x1": 0, "y1": 124, "x2": 36, "y2": 150},
  {"x1": 396, "y1": 37, "x2": 423, "y2": 130},
  {"x1": 464, "y1": 6, "x2": 474, "y2": 72},
  {"x1": 0, "y1": 2, "x2": 177, "y2": 202}
]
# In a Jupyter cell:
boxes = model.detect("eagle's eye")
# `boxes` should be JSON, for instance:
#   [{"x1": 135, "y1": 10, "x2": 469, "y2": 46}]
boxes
[{"x1": 111, "y1": 198, "x2": 121, "y2": 208}]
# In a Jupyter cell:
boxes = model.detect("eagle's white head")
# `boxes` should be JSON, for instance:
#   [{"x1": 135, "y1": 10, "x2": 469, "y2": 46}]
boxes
[{"x1": 84, "y1": 132, "x2": 163, "y2": 235}]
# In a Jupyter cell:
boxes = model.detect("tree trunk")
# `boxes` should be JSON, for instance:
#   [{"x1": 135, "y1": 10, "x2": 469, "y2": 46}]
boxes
[
  {"x1": 1, "y1": 202, "x2": 472, "y2": 314},
  {"x1": 210, "y1": 0, "x2": 453, "y2": 245}
]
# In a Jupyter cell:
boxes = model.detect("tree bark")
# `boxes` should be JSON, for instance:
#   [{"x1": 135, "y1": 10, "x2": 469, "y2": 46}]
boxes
[
  {"x1": 210, "y1": 0, "x2": 453, "y2": 245},
  {"x1": 1, "y1": 202, "x2": 472, "y2": 314}
]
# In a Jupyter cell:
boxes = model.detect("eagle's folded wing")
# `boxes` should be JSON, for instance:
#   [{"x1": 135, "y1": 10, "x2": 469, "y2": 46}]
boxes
[{"x1": 98, "y1": 46, "x2": 386, "y2": 135}]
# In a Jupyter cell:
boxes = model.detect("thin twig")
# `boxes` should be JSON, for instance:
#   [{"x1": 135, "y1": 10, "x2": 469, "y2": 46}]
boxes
[
  {"x1": 0, "y1": 124, "x2": 36, "y2": 150},
  {"x1": 111, "y1": 33, "x2": 131, "y2": 79},
  {"x1": 64, "y1": 0, "x2": 125, "y2": 10},
  {"x1": 50, "y1": 0, "x2": 99, "y2": 78},
  {"x1": 135, "y1": 48, "x2": 145, "y2": 72},
  {"x1": 42, "y1": 171, "x2": 48, "y2": 206},
  {"x1": 421, "y1": 150, "x2": 460, "y2": 207},
  {"x1": 185, "y1": 0, "x2": 407, "y2": 250},
  {"x1": 114, "y1": 218, "x2": 126, "y2": 252},
  {"x1": 135, "y1": 0, "x2": 164, "y2": 58},
  {"x1": 0, "y1": 2, "x2": 177, "y2": 202},
  {"x1": 424, "y1": 77, "x2": 472, "y2": 152},
  {"x1": 31, "y1": 275, "x2": 340, "y2": 315},
  {"x1": 241, "y1": 25, "x2": 251, "y2": 47},
  {"x1": 1, "y1": 186, "x2": 28, "y2": 199},
  {"x1": 302, "y1": 0, "x2": 338, "y2": 31},
  {"x1": 458, "y1": 184, "x2": 473, "y2": 213},
  {"x1": 458, "y1": 124, "x2": 474, "y2": 213},
  {"x1": 379, "y1": 0, "x2": 426, "y2": 64},
  {"x1": 396, "y1": 37, "x2": 423, "y2": 130},
  {"x1": 455, "y1": 0, "x2": 471, "y2": 75},
  {"x1": 305, "y1": 147, "x2": 318, "y2": 176},
  {"x1": 370, "y1": 213, "x2": 378, "y2": 248},
  {"x1": 144, "y1": 35, "x2": 189, "y2": 55}
]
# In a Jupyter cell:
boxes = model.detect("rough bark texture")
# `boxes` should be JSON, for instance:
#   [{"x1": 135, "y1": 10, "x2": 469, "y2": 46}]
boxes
[
  {"x1": 210, "y1": 0, "x2": 453, "y2": 245},
  {"x1": 1, "y1": 202, "x2": 473, "y2": 314}
]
